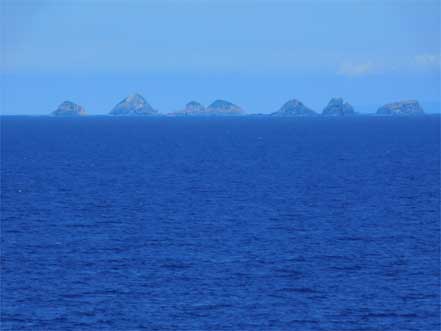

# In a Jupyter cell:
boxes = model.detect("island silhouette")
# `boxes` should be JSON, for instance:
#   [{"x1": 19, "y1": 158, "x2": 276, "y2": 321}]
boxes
[{"x1": 51, "y1": 94, "x2": 426, "y2": 117}]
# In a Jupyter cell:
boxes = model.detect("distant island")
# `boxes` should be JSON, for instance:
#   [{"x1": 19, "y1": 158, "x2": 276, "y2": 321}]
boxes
[
  {"x1": 52, "y1": 101, "x2": 86, "y2": 116},
  {"x1": 271, "y1": 99, "x2": 317, "y2": 116},
  {"x1": 170, "y1": 101, "x2": 206, "y2": 116},
  {"x1": 376, "y1": 100, "x2": 424, "y2": 116},
  {"x1": 322, "y1": 98, "x2": 355, "y2": 116},
  {"x1": 270, "y1": 97, "x2": 355, "y2": 116},
  {"x1": 50, "y1": 95, "x2": 427, "y2": 117},
  {"x1": 169, "y1": 100, "x2": 245, "y2": 116},
  {"x1": 170, "y1": 100, "x2": 244, "y2": 116},
  {"x1": 109, "y1": 93, "x2": 158, "y2": 116},
  {"x1": 205, "y1": 100, "x2": 244, "y2": 116}
]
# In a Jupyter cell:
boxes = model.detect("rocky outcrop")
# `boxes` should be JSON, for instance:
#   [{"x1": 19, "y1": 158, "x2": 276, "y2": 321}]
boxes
[
  {"x1": 376, "y1": 100, "x2": 424, "y2": 116},
  {"x1": 322, "y1": 98, "x2": 355, "y2": 116},
  {"x1": 109, "y1": 93, "x2": 158, "y2": 115},
  {"x1": 271, "y1": 99, "x2": 316, "y2": 116},
  {"x1": 52, "y1": 101, "x2": 86, "y2": 116},
  {"x1": 169, "y1": 100, "x2": 244, "y2": 116},
  {"x1": 205, "y1": 100, "x2": 244, "y2": 115},
  {"x1": 169, "y1": 101, "x2": 206, "y2": 116}
]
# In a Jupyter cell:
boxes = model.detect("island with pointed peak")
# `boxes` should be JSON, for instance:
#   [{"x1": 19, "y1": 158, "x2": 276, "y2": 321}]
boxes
[
  {"x1": 271, "y1": 99, "x2": 317, "y2": 116},
  {"x1": 109, "y1": 93, "x2": 158, "y2": 116}
]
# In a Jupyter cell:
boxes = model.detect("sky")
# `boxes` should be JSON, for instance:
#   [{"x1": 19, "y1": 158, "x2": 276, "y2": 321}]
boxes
[{"x1": 1, "y1": 0, "x2": 440, "y2": 114}]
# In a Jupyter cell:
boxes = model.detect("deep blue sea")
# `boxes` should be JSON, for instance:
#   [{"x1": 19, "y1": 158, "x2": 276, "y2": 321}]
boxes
[{"x1": 1, "y1": 116, "x2": 440, "y2": 331}]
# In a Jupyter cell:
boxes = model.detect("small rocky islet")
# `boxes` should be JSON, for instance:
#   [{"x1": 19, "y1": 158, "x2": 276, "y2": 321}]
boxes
[
  {"x1": 376, "y1": 100, "x2": 424, "y2": 116},
  {"x1": 52, "y1": 101, "x2": 87, "y2": 116},
  {"x1": 169, "y1": 100, "x2": 244, "y2": 116},
  {"x1": 271, "y1": 97, "x2": 355, "y2": 116},
  {"x1": 322, "y1": 98, "x2": 355, "y2": 116},
  {"x1": 205, "y1": 100, "x2": 244, "y2": 116},
  {"x1": 271, "y1": 99, "x2": 317, "y2": 116},
  {"x1": 170, "y1": 101, "x2": 206, "y2": 116},
  {"x1": 51, "y1": 94, "x2": 426, "y2": 116}
]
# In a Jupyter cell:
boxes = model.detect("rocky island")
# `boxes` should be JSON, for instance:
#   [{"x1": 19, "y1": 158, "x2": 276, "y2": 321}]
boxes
[
  {"x1": 271, "y1": 99, "x2": 316, "y2": 116},
  {"x1": 52, "y1": 101, "x2": 86, "y2": 116},
  {"x1": 376, "y1": 100, "x2": 424, "y2": 116},
  {"x1": 170, "y1": 99, "x2": 244, "y2": 116},
  {"x1": 322, "y1": 98, "x2": 355, "y2": 116},
  {"x1": 205, "y1": 100, "x2": 244, "y2": 116},
  {"x1": 169, "y1": 101, "x2": 206, "y2": 116},
  {"x1": 109, "y1": 93, "x2": 158, "y2": 116},
  {"x1": 48, "y1": 97, "x2": 430, "y2": 117}
]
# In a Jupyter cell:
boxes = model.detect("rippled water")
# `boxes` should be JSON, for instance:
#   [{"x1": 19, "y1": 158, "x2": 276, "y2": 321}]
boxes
[{"x1": 1, "y1": 116, "x2": 440, "y2": 330}]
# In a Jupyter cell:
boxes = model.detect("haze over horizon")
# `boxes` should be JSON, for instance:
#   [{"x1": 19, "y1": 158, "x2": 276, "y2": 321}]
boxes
[{"x1": 1, "y1": 0, "x2": 440, "y2": 115}]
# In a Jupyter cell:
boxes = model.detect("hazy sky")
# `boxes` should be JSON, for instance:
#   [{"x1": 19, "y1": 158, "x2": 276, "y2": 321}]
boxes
[{"x1": 1, "y1": 0, "x2": 440, "y2": 114}]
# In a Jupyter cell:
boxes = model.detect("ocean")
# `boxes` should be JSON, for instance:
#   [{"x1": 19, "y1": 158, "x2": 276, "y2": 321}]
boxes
[{"x1": 1, "y1": 116, "x2": 440, "y2": 330}]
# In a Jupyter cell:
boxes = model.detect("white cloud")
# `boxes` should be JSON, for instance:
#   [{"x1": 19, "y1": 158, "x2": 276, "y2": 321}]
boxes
[
  {"x1": 414, "y1": 53, "x2": 441, "y2": 69},
  {"x1": 337, "y1": 62, "x2": 377, "y2": 77},
  {"x1": 337, "y1": 54, "x2": 441, "y2": 77}
]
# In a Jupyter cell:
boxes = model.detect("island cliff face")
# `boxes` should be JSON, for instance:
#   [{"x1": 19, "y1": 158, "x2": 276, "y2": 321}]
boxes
[
  {"x1": 322, "y1": 98, "x2": 355, "y2": 116},
  {"x1": 52, "y1": 101, "x2": 86, "y2": 116},
  {"x1": 377, "y1": 100, "x2": 424, "y2": 115},
  {"x1": 205, "y1": 100, "x2": 244, "y2": 115},
  {"x1": 271, "y1": 99, "x2": 316, "y2": 116},
  {"x1": 109, "y1": 93, "x2": 158, "y2": 116}
]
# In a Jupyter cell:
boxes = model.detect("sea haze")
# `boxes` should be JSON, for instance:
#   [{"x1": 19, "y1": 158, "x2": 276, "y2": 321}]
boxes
[{"x1": 1, "y1": 116, "x2": 440, "y2": 330}]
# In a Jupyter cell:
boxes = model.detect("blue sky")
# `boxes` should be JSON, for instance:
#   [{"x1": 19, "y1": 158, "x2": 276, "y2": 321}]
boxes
[{"x1": 1, "y1": 0, "x2": 440, "y2": 114}]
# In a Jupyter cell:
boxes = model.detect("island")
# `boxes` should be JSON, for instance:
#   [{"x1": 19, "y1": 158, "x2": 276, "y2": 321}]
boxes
[
  {"x1": 48, "y1": 97, "x2": 431, "y2": 117},
  {"x1": 169, "y1": 101, "x2": 206, "y2": 116},
  {"x1": 322, "y1": 98, "x2": 355, "y2": 116},
  {"x1": 109, "y1": 93, "x2": 158, "y2": 116},
  {"x1": 376, "y1": 100, "x2": 424, "y2": 116},
  {"x1": 206, "y1": 100, "x2": 244, "y2": 116},
  {"x1": 271, "y1": 99, "x2": 317, "y2": 116},
  {"x1": 52, "y1": 101, "x2": 86, "y2": 116},
  {"x1": 170, "y1": 100, "x2": 244, "y2": 116}
]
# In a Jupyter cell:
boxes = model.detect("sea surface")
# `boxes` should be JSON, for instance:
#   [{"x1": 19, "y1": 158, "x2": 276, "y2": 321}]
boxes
[{"x1": 1, "y1": 116, "x2": 440, "y2": 331}]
